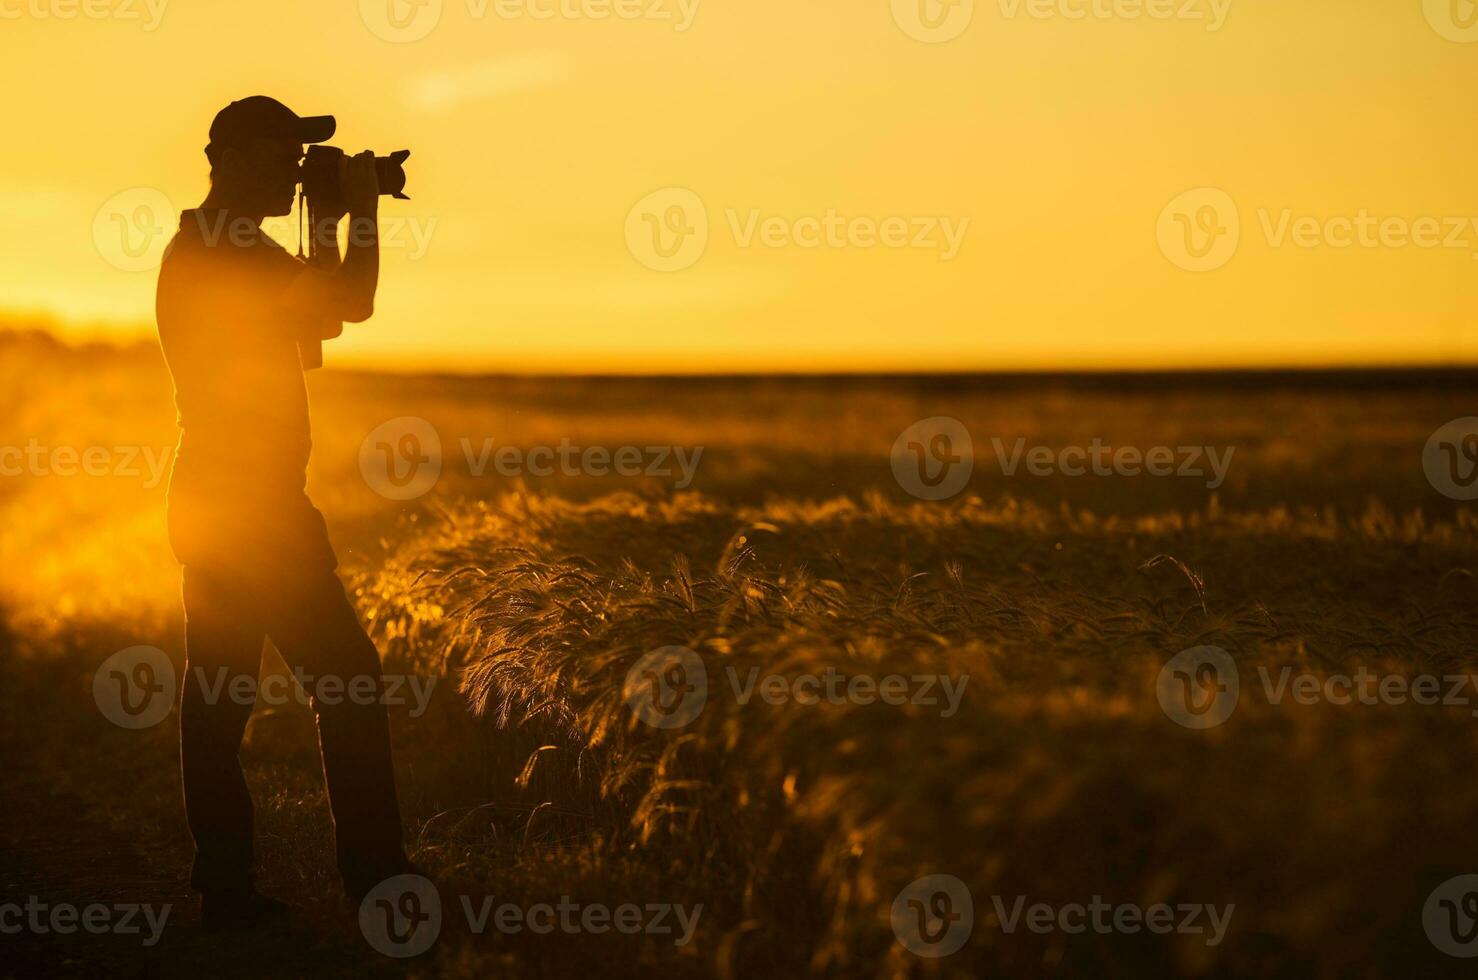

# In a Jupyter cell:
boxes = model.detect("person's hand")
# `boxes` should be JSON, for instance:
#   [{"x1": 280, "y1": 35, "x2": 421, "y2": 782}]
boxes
[{"x1": 340, "y1": 150, "x2": 380, "y2": 215}]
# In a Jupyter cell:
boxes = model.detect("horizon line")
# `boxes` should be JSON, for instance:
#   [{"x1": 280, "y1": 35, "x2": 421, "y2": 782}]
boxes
[{"x1": 8, "y1": 321, "x2": 1477, "y2": 384}]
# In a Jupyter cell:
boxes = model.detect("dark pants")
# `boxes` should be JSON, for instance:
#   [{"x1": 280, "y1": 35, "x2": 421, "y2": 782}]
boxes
[{"x1": 172, "y1": 481, "x2": 407, "y2": 897}]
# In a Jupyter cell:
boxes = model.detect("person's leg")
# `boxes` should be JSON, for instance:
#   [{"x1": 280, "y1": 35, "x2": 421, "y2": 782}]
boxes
[
  {"x1": 262, "y1": 565, "x2": 409, "y2": 898},
  {"x1": 179, "y1": 564, "x2": 265, "y2": 896}
]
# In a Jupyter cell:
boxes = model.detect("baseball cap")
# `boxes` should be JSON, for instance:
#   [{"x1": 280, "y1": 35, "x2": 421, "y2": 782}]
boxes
[{"x1": 206, "y1": 96, "x2": 335, "y2": 158}]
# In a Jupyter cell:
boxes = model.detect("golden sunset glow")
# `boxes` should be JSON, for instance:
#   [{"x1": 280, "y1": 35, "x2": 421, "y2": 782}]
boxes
[
  {"x1": 5, "y1": 0, "x2": 1478, "y2": 371},
  {"x1": 10, "y1": 6, "x2": 1478, "y2": 973}
]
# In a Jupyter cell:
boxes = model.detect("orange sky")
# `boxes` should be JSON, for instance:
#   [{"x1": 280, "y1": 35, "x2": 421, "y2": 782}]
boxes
[{"x1": 4, "y1": 0, "x2": 1478, "y2": 372}]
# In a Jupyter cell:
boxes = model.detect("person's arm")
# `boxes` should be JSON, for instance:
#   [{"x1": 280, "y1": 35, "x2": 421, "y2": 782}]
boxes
[
  {"x1": 283, "y1": 151, "x2": 381, "y2": 328},
  {"x1": 296, "y1": 225, "x2": 345, "y2": 370}
]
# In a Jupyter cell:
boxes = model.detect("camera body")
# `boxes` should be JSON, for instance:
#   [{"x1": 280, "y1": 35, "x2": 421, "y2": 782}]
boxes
[{"x1": 299, "y1": 145, "x2": 411, "y2": 215}]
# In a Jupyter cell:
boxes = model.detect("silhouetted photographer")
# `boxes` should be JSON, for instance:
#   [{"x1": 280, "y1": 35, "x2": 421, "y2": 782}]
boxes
[{"x1": 155, "y1": 96, "x2": 415, "y2": 929}]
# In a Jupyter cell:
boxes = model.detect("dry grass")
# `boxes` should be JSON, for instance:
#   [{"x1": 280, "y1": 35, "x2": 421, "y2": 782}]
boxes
[
  {"x1": 4, "y1": 331, "x2": 1478, "y2": 977},
  {"x1": 357, "y1": 486, "x2": 1478, "y2": 977}
]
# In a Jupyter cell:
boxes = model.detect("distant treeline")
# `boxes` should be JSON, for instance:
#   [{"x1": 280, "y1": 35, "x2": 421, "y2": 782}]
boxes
[
  {"x1": 5, "y1": 318, "x2": 1477, "y2": 389},
  {"x1": 0, "y1": 319, "x2": 160, "y2": 364}
]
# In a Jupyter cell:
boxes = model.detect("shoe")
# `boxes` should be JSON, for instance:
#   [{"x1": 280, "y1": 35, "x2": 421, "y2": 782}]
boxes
[{"x1": 200, "y1": 888, "x2": 291, "y2": 931}]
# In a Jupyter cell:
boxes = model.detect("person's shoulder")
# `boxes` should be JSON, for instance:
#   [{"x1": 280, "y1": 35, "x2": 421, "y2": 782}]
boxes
[
  {"x1": 159, "y1": 211, "x2": 254, "y2": 292},
  {"x1": 159, "y1": 231, "x2": 201, "y2": 279},
  {"x1": 161, "y1": 210, "x2": 218, "y2": 267}
]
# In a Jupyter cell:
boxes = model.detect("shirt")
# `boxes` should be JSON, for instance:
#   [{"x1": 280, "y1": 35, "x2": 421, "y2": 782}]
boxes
[
  {"x1": 156, "y1": 208, "x2": 341, "y2": 573},
  {"x1": 156, "y1": 208, "x2": 314, "y2": 487}
]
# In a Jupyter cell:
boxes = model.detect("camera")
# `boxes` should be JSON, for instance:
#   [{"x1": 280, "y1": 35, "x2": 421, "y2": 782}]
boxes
[{"x1": 299, "y1": 145, "x2": 411, "y2": 214}]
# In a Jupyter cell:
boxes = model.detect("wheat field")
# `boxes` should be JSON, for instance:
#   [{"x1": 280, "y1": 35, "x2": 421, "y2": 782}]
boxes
[{"x1": 3, "y1": 331, "x2": 1477, "y2": 978}]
